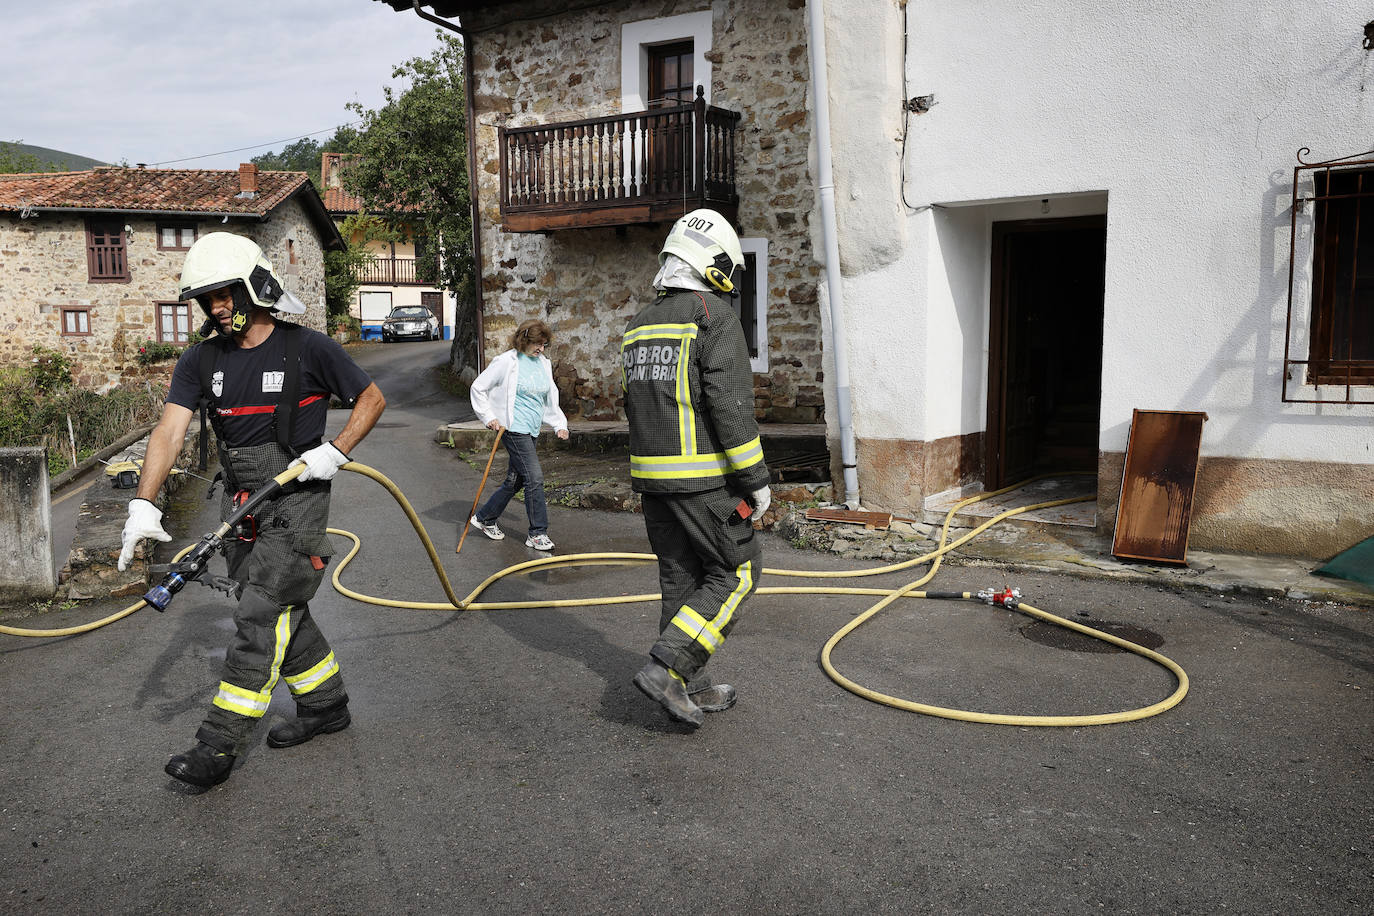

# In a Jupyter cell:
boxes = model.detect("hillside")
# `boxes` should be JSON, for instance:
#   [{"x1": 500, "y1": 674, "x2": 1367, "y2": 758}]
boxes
[{"x1": 2, "y1": 142, "x2": 108, "y2": 171}]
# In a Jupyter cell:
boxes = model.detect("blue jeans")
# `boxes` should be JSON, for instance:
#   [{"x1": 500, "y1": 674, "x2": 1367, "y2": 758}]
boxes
[{"x1": 476, "y1": 431, "x2": 548, "y2": 537}]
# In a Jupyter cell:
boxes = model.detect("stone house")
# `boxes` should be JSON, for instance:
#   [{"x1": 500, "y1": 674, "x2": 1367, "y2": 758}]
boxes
[
  {"x1": 321, "y1": 152, "x2": 457, "y2": 343},
  {"x1": 0, "y1": 163, "x2": 343, "y2": 391},
  {"x1": 381, "y1": 0, "x2": 826, "y2": 424},
  {"x1": 381, "y1": 1, "x2": 1373, "y2": 560}
]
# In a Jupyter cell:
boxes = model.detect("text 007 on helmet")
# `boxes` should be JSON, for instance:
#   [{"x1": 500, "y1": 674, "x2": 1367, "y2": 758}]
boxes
[{"x1": 660, "y1": 209, "x2": 744, "y2": 294}]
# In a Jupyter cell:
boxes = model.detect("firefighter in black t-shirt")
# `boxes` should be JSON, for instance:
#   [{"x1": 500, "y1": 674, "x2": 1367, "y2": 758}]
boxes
[{"x1": 117, "y1": 232, "x2": 385, "y2": 789}]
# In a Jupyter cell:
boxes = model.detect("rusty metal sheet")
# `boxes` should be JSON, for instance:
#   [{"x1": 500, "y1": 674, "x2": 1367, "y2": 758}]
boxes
[{"x1": 1112, "y1": 409, "x2": 1207, "y2": 565}]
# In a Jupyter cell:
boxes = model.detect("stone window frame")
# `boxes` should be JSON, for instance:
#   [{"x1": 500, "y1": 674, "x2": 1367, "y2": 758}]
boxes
[
  {"x1": 61, "y1": 306, "x2": 92, "y2": 337},
  {"x1": 156, "y1": 222, "x2": 198, "y2": 251},
  {"x1": 620, "y1": 11, "x2": 713, "y2": 113},
  {"x1": 155, "y1": 300, "x2": 193, "y2": 344}
]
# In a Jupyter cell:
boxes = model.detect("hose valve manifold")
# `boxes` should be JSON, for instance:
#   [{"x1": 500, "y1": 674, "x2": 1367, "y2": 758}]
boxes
[{"x1": 978, "y1": 586, "x2": 1022, "y2": 609}]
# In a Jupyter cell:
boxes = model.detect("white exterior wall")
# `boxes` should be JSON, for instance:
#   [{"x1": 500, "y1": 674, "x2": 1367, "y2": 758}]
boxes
[{"x1": 823, "y1": 0, "x2": 1374, "y2": 464}]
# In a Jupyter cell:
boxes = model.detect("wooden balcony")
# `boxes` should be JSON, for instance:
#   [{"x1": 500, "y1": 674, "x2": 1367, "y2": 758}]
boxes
[
  {"x1": 498, "y1": 87, "x2": 740, "y2": 232},
  {"x1": 354, "y1": 256, "x2": 438, "y2": 286}
]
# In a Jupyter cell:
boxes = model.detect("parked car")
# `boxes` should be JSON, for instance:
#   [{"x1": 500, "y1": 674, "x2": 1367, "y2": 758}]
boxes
[{"x1": 381, "y1": 306, "x2": 441, "y2": 342}]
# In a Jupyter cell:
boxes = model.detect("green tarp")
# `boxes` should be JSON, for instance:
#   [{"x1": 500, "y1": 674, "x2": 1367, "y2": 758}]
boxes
[{"x1": 1314, "y1": 535, "x2": 1374, "y2": 590}]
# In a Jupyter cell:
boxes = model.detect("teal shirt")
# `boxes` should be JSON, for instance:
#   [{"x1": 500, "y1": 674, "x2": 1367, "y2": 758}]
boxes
[{"x1": 511, "y1": 353, "x2": 549, "y2": 436}]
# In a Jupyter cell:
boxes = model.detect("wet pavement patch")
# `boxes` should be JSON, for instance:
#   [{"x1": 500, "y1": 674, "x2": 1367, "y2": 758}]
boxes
[{"x1": 1020, "y1": 619, "x2": 1165, "y2": 654}]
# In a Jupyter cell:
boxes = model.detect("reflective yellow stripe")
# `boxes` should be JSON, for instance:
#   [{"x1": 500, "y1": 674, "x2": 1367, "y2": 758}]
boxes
[
  {"x1": 211, "y1": 605, "x2": 293, "y2": 719},
  {"x1": 623, "y1": 322, "x2": 698, "y2": 344},
  {"x1": 718, "y1": 559, "x2": 754, "y2": 629},
  {"x1": 264, "y1": 607, "x2": 291, "y2": 693},
  {"x1": 677, "y1": 334, "x2": 694, "y2": 456},
  {"x1": 213, "y1": 681, "x2": 271, "y2": 717},
  {"x1": 284, "y1": 651, "x2": 341, "y2": 696},
  {"x1": 630, "y1": 452, "x2": 728, "y2": 480},
  {"x1": 671, "y1": 605, "x2": 723, "y2": 654},
  {"x1": 668, "y1": 559, "x2": 755, "y2": 655},
  {"x1": 724, "y1": 437, "x2": 764, "y2": 472}
]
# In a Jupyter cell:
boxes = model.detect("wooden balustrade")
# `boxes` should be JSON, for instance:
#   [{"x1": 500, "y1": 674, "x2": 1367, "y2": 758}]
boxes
[
  {"x1": 354, "y1": 257, "x2": 438, "y2": 285},
  {"x1": 499, "y1": 87, "x2": 740, "y2": 232}
]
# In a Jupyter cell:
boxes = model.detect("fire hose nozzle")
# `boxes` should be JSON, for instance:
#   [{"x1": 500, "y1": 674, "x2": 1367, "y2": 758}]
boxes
[{"x1": 977, "y1": 587, "x2": 1022, "y2": 608}]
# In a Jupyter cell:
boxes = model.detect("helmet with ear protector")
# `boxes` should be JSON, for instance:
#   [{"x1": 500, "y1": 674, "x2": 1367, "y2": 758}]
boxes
[
  {"x1": 659, "y1": 209, "x2": 744, "y2": 295},
  {"x1": 179, "y1": 232, "x2": 305, "y2": 334}
]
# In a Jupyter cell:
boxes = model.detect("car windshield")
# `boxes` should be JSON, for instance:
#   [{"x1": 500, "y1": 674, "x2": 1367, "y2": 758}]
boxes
[{"x1": 388, "y1": 307, "x2": 431, "y2": 319}]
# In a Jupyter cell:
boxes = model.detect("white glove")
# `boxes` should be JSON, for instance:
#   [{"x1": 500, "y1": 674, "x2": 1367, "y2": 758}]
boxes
[
  {"x1": 290, "y1": 441, "x2": 350, "y2": 482},
  {"x1": 749, "y1": 486, "x2": 771, "y2": 522},
  {"x1": 118, "y1": 498, "x2": 171, "y2": 572}
]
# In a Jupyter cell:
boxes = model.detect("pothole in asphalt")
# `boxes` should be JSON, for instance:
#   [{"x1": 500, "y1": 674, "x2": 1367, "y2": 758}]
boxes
[{"x1": 1020, "y1": 619, "x2": 1165, "y2": 654}]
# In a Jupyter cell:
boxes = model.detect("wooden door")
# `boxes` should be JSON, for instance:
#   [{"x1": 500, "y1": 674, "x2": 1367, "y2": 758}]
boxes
[
  {"x1": 647, "y1": 41, "x2": 693, "y2": 195},
  {"x1": 421, "y1": 291, "x2": 443, "y2": 338},
  {"x1": 987, "y1": 216, "x2": 1107, "y2": 488}
]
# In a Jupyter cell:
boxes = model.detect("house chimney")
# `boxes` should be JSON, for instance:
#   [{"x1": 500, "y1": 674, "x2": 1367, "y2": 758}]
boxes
[{"x1": 237, "y1": 162, "x2": 258, "y2": 198}]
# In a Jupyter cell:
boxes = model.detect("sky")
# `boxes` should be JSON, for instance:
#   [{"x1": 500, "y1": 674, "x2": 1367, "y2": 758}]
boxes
[{"x1": 1, "y1": 0, "x2": 444, "y2": 170}]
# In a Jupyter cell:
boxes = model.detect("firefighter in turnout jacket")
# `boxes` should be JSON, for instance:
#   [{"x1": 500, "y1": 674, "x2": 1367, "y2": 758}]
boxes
[
  {"x1": 623, "y1": 209, "x2": 771, "y2": 728},
  {"x1": 117, "y1": 232, "x2": 386, "y2": 789}
]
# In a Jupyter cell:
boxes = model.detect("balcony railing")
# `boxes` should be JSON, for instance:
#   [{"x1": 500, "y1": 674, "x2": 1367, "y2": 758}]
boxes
[
  {"x1": 355, "y1": 256, "x2": 437, "y2": 286},
  {"x1": 498, "y1": 87, "x2": 740, "y2": 232}
]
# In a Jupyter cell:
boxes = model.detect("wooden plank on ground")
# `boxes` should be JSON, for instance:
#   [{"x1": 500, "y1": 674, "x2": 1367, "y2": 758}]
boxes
[{"x1": 804, "y1": 508, "x2": 893, "y2": 529}]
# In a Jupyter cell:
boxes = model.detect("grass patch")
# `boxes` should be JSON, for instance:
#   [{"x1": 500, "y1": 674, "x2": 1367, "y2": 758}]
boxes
[{"x1": 0, "y1": 346, "x2": 164, "y2": 476}]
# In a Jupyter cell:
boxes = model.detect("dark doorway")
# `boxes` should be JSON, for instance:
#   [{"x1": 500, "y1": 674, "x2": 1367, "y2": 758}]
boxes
[
  {"x1": 421, "y1": 291, "x2": 443, "y2": 339},
  {"x1": 986, "y1": 215, "x2": 1107, "y2": 489}
]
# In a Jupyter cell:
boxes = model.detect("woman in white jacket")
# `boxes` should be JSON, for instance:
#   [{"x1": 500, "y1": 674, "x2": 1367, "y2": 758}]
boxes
[{"x1": 468, "y1": 319, "x2": 569, "y2": 551}]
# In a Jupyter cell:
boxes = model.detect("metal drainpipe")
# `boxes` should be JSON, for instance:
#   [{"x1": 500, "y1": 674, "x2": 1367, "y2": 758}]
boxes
[
  {"x1": 411, "y1": 1, "x2": 486, "y2": 371},
  {"x1": 806, "y1": 0, "x2": 860, "y2": 507}
]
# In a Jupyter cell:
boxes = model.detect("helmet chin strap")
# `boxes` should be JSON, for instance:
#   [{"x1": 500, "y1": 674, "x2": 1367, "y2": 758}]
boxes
[{"x1": 195, "y1": 284, "x2": 256, "y2": 337}]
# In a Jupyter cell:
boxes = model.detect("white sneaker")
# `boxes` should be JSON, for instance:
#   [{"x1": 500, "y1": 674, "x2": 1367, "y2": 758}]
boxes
[
  {"x1": 470, "y1": 515, "x2": 504, "y2": 540},
  {"x1": 525, "y1": 533, "x2": 555, "y2": 551}
]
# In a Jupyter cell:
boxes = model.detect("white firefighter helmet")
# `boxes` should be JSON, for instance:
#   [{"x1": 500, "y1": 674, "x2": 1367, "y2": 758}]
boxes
[
  {"x1": 659, "y1": 209, "x2": 744, "y2": 294},
  {"x1": 178, "y1": 232, "x2": 305, "y2": 322}
]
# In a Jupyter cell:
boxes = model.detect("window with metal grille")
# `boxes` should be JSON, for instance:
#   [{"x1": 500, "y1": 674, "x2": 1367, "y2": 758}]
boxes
[
  {"x1": 156, "y1": 301, "x2": 192, "y2": 344},
  {"x1": 86, "y1": 220, "x2": 129, "y2": 282},
  {"x1": 1284, "y1": 150, "x2": 1374, "y2": 403}
]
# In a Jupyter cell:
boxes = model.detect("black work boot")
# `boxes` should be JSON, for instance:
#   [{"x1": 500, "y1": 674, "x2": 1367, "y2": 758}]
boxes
[
  {"x1": 688, "y1": 682, "x2": 737, "y2": 713},
  {"x1": 165, "y1": 742, "x2": 234, "y2": 788},
  {"x1": 633, "y1": 660, "x2": 704, "y2": 727},
  {"x1": 266, "y1": 703, "x2": 351, "y2": 749}
]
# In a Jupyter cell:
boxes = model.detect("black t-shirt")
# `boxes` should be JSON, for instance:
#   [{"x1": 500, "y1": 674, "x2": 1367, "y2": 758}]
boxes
[{"x1": 168, "y1": 322, "x2": 373, "y2": 450}]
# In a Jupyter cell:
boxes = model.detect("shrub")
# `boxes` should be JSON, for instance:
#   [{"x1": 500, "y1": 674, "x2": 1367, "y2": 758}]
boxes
[
  {"x1": 29, "y1": 346, "x2": 72, "y2": 393},
  {"x1": 1, "y1": 363, "x2": 165, "y2": 477},
  {"x1": 135, "y1": 339, "x2": 183, "y2": 365}
]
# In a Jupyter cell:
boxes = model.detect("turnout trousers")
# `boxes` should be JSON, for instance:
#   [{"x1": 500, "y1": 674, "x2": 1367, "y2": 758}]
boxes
[
  {"x1": 196, "y1": 443, "x2": 348, "y2": 754},
  {"x1": 641, "y1": 487, "x2": 761, "y2": 681}
]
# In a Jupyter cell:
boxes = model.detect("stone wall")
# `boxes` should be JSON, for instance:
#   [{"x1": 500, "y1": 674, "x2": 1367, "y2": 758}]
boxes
[
  {"x1": 465, "y1": 0, "x2": 824, "y2": 421},
  {"x1": 0, "y1": 200, "x2": 327, "y2": 392}
]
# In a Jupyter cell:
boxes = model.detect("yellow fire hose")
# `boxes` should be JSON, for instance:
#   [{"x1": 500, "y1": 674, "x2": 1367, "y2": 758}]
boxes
[{"x1": 4, "y1": 463, "x2": 1189, "y2": 726}]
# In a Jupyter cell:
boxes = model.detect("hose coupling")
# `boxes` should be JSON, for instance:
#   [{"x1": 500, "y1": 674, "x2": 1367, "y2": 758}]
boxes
[{"x1": 978, "y1": 587, "x2": 1022, "y2": 609}]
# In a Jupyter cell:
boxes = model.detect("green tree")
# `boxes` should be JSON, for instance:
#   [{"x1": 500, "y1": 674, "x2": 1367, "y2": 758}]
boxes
[
  {"x1": 0, "y1": 141, "x2": 58, "y2": 174},
  {"x1": 343, "y1": 32, "x2": 474, "y2": 310},
  {"x1": 324, "y1": 214, "x2": 401, "y2": 325},
  {"x1": 251, "y1": 126, "x2": 360, "y2": 188}
]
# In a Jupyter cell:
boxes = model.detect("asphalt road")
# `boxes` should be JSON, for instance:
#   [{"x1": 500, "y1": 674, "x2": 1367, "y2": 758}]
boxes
[{"x1": 3, "y1": 339, "x2": 1371, "y2": 915}]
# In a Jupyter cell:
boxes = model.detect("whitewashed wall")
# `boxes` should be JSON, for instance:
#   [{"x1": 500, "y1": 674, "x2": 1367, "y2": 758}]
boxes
[{"x1": 823, "y1": 0, "x2": 1374, "y2": 462}]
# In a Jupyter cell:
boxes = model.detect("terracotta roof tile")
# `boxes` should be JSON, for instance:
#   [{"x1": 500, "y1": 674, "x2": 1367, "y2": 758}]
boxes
[{"x1": 0, "y1": 165, "x2": 310, "y2": 216}]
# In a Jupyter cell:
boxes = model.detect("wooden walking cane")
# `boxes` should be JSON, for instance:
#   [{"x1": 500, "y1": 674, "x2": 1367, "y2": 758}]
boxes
[{"x1": 456, "y1": 426, "x2": 505, "y2": 554}]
